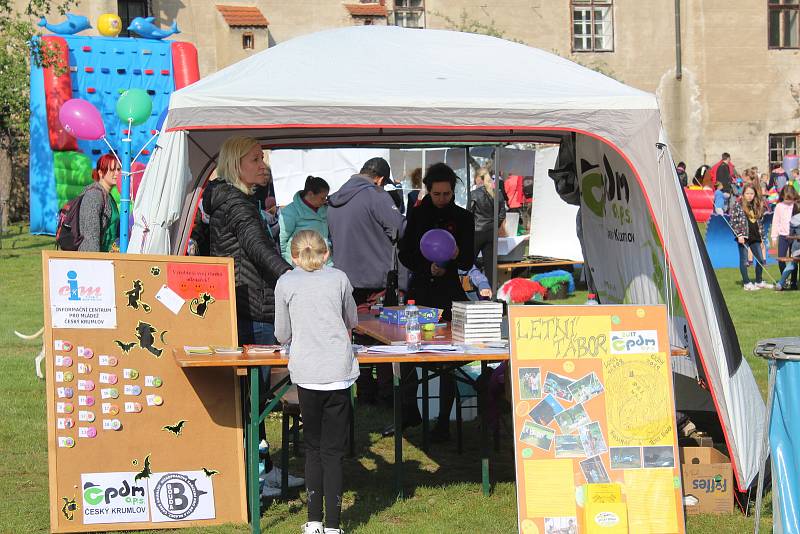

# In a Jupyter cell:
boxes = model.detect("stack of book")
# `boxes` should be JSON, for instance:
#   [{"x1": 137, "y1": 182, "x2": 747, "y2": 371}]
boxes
[{"x1": 451, "y1": 301, "x2": 503, "y2": 342}]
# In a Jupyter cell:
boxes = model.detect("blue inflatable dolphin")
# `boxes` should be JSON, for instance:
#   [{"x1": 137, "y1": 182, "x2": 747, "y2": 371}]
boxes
[
  {"x1": 38, "y1": 13, "x2": 91, "y2": 35},
  {"x1": 127, "y1": 17, "x2": 180, "y2": 40}
]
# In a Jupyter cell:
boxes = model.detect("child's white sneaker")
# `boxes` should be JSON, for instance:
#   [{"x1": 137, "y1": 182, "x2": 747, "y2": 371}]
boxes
[
  {"x1": 301, "y1": 522, "x2": 324, "y2": 534},
  {"x1": 324, "y1": 529, "x2": 344, "y2": 534},
  {"x1": 743, "y1": 283, "x2": 756, "y2": 291},
  {"x1": 756, "y1": 281, "x2": 771, "y2": 289}
]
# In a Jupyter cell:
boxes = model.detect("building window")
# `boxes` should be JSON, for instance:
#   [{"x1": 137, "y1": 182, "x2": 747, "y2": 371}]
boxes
[
  {"x1": 118, "y1": 0, "x2": 149, "y2": 38},
  {"x1": 572, "y1": 0, "x2": 613, "y2": 52},
  {"x1": 364, "y1": 18, "x2": 373, "y2": 25},
  {"x1": 394, "y1": 0, "x2": 424, "y2": 29},
  {"x1": 769, "y1": 0, "x2": 800, "y2": 48},
  {"x1": 242, "y1": 32, "x2": 254, "y2": 49},
  {"x1": 770, "y1": 133, "x2": 798, "y2": 169}
]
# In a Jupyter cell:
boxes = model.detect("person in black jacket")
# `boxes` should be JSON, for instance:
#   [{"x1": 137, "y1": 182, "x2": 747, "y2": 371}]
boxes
[
  {"x1": 399, "y1": 162, "x2": 475, "y2": 442},
  {"x1": 204, "y1": 136, "x2": 302, "y2": 495},
  {"x1": 470, "y1": 168, "x2": 506, "y2": 287}
]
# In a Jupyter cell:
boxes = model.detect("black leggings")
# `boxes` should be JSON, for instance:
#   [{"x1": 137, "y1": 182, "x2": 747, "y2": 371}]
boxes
[
  {"x1": 474, "y1": 229, "x2": 496, "y2": 287},
  {"x1": 298, "y1": 386, "x2": 352, "y2": 529}
]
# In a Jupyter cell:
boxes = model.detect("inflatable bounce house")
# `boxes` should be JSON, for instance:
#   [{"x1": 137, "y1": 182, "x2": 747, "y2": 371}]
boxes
[{"x1": 29, "y1": 12, "x2": 199, "y2": 235}]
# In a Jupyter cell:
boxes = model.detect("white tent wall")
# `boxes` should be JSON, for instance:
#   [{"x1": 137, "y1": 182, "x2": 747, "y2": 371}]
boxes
[
  {"x1": 269, "y1": 148, "x2": 390, "y2": 206},
  {"x1": 128, "y1": 26, "x2": 764, "y2": 491},
  {"x1": 529, "y1": 146, "x2": 582, "y2": 261},
  {"x1": 575, "y1": 128, "x2": 764, "y2": 491}
]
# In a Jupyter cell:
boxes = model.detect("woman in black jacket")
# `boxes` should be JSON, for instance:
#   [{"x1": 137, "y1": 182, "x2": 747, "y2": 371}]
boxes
[
  {"x1": 399, "y1": 162, "x2": 474, "y2": 442},
  {"x1": 470, "y1": 168, "x2": 506, "y2": 286},
  {"x1": 204, "y1": 136, "x2": 302, "y2": 494}
]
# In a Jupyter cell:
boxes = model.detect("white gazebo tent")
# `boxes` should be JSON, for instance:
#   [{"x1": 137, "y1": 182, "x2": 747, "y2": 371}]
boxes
[{"x1": 130, "y1": 25, "x2": 764, "y2": 492}]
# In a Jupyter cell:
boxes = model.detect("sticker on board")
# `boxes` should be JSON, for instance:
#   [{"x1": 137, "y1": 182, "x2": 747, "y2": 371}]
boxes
[
  {"x1": 148, "y1": 471, "x2": 216, "y2": 522},
  {"x1": 189, "y1": 293, "x2": 215, "y2": 318},
  {"x1": 124, "y1": 280, "x2": 152, "y2": 313}
]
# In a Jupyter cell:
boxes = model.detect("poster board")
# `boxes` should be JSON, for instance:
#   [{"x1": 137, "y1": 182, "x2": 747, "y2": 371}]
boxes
[
  {"x1": 508, "y1": 304, "x2": 685, "y2": 534},
  {"x1": 43, "y1": 251, "x2": 246, "y2": 532}
]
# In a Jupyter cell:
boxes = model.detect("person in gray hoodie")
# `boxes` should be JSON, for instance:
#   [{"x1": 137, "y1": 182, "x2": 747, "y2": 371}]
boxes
[{"x1": 327, "y1": 157, "x2": 405, "y2": 300}]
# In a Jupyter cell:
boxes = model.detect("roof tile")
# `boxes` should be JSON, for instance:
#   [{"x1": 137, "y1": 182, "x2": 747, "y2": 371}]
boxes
[
  {"x1": 343, "y1": 3, "x2": 388, "y2": 17},
  {"x1": 216, "y1": 5, "x2": 270, "y2": 27}
]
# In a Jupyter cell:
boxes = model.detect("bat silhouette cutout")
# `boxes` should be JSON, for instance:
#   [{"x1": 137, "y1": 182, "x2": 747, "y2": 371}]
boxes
[
  {"x1": 134, "y1": 454, "x2": 152, "y2": 483},
  {"x1": 61, "y1": 497, "x2": 77, "y2": 520},
  {"x1": 162, "y1": 420, "x2": 187, "y2": 436},
  {"x1": 114, "y1": 340, "x2": 136, "y2": 354},
  {"x1": 124, "y1": 280, "x2": 151, "y2": 313},
  {"x1": 135, "y1": 321, "x2": 163, "y2": 358},
  {"x1": 201, "y1": 467, "x2": 219, "y2": 477}
]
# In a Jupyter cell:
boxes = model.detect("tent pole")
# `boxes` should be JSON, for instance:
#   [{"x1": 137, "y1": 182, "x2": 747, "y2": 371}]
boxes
[
  {"x1": 465, "y1": 147, "x2": 471, "y2": 209},
  {"x1": 491, "y1": 146, "x2": 500, "y2": 298}
]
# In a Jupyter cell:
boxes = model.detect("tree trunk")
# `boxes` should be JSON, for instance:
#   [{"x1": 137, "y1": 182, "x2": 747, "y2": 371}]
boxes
[{"x1": 0, "y1": 144, "x2": 11, "y2": 232}]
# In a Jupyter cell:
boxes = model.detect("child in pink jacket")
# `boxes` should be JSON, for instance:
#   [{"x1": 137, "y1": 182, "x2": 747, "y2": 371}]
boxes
[{"x1": 771, "y1": 185, "x2": 799, "y2": 289}]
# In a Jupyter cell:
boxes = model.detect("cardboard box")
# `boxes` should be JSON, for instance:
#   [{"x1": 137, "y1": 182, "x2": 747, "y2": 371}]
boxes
[
  {"x1": 680, "y1": 446, "x2": 733, "y2": 515},
  {"x1": 379, "y1": 306, "x2": 439, "y2": 325}
]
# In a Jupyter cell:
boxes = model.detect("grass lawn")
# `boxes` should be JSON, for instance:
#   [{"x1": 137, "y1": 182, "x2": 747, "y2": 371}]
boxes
[{"x1": 0, "y1": 223, "x2": 783, "y2": 533}]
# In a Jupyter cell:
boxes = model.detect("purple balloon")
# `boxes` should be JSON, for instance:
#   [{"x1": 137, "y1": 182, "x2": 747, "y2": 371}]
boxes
[
  {"x1": 420, "y1": 229, "x2": 457, "y2": 264},
  {"x1": 59, "y1": 98, "x2": 105, "y2": 140}
]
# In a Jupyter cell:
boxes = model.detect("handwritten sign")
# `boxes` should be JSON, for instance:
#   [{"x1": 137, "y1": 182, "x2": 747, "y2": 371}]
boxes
[{"x1": 509, "y1": 305, "x2": 684, "y2": 534}]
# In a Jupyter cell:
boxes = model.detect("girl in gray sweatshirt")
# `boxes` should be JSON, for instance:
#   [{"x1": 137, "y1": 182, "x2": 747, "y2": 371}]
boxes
[{"x1": 273, "y1": 230, "x2": 358, "y2": 534}]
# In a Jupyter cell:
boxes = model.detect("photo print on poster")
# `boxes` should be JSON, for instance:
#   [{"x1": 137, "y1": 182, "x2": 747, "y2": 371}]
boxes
[
  {"x1": 554, "y1": 434, "x2": 586, "y2": 458},
  {"x1": 580, "y1": 456, "x2": 610, "y2": 484},
  {"x1": 520, "y1": 421, "x2": 555, "y2": 451},
  {"x1": 643, "y1": 445, "x2": 675, "y2": 468},
  {"x1": 518, "y1": 367, "x2": 541, "y2": 400},
  {"x1": 554, "y1": 403, "x2": 591, "y2": 434},
  {"x1": 543, "y1": 371, "x2": 574, "y2": 402},
  {"x1": 610, "y1": 446, "x2": 642, "y2": 469},
  {"x1": 567, "y1": 371, "x2": 604, "y2": 404},
  {"x1": 578, "y1": 421, "x2": 608, "y2": 457},
  {"x1": 528, "y1": 394, "x2": 564, "y2": 425},
  {"x1": 543, "y1": 516, "x2": 579, "y2": 534}
]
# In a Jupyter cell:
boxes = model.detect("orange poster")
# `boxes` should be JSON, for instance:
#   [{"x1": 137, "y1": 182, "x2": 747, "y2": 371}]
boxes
[{"x1": 509, "y1": 305, "x2": 685, "y2": 534}]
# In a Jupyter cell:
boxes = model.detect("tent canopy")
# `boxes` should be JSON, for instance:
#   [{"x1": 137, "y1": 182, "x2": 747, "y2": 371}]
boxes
[{"x1": 131, "y1": 25, "x2": 763, "y2": 491}]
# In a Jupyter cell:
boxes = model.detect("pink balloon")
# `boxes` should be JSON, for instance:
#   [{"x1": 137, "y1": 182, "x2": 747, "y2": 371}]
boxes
[
  {"x1": 420, "y1": 229, "x2": 457, "y2": 264},
  {"x1": 58, "y1": 99, "x2": 105, "y2": 140}
]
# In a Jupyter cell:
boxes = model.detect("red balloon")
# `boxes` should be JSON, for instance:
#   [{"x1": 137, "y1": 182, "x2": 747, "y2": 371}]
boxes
[
  {"x1": 420, "y1": 229, "x2": 456, "y2": 264},
  {"x1": 58, "y1": 98, "x2": 105, "y2": 140}
]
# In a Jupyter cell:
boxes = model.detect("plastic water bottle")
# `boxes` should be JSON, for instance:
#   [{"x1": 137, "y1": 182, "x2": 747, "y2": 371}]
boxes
[
  {"x1": 585, "y1": 293, "x2": 599, "y2": 305},
  {"x1": 405, "y1": 300, "x2": 421, "y2": 351}
]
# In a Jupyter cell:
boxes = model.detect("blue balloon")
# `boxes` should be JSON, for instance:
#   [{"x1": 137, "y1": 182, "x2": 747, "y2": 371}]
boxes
[{"x1": 155, "y1": 108, "x2": 169, "y2": 132}]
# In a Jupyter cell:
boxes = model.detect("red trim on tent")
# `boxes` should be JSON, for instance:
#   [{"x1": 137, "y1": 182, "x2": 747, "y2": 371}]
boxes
[{"x1": 167, "y1": 120, "x2": 745, "y2": 489}]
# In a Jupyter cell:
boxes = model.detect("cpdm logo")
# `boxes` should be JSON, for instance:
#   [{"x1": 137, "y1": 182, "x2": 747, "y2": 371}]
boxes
[
  {"x1": 609, "y1": 330, "x2": 659, "y2": 354},
  {"x1": 151, "y1": 472, "x2": 214, "y2": 522}
]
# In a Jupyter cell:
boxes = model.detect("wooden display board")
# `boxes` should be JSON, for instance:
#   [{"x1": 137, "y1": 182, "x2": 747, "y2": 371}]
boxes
[
  {"x1": 508, "y1": 305, "x2": 685, "y2": 534},
  {"x1": 42, "y1": 252, "x2": 246, "y2": 532}
]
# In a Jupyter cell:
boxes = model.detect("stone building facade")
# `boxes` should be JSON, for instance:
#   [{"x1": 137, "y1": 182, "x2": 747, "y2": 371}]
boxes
[{"x1": 24, "y1": 0, "x2": 800, "y2": 173}]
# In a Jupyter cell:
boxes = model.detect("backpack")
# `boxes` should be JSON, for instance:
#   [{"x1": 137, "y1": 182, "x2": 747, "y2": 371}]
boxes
[{"x1": 55, "y1": 188, "x2": 106, "y2": 251}]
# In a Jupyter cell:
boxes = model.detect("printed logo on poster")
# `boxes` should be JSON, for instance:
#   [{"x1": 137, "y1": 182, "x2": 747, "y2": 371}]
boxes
[
  {"x1": 48, "y1": 259, "x2": 117, "y2": 328},
  {"x1": 80, "y1": 472, "x2": 149, "y2": 524},
  {"x1": 609, "y1": 330, "x2": 658, "y2": 354},
  {"x1": 148, "y1": 471, "x2": 215, "y2": 522}
]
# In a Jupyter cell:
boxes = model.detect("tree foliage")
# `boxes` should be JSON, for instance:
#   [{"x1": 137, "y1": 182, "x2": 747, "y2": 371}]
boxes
[{"x1": 0, "y1": 0, "x2": 76, "y2": 154}]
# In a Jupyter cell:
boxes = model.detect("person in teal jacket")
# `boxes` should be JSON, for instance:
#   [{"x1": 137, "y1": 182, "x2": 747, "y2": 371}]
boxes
[{"x1": 279, "y1": 176, "x2": 332, "y2": 265}]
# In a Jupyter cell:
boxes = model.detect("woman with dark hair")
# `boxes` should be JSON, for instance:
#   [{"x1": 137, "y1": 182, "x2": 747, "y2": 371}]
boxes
[
  {"x1": 676, "y1": 161, "x2": 688, "y2": 187},
  {"x1": 399, "y1": 162, "x2": 474, "y2": 442},
  {"x1": 406, "y1": 167, "x2": 423, "y2": 212},
  {"x1": 279, "y1": 176, "x2": 331, "y2": 265},
  {"x1": 78, "y1": 153, "x2": 120, "y2": 252},
  {"x1": 730, "y1": 183, "x2": 769, "y2": 290},
  {"x1": 692, "y1": 164, "x2": 710, "y2": 188}
]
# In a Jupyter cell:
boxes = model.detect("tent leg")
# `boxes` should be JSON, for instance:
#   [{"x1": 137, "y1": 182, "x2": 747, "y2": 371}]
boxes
[{"x1": 753, "y1": 359, "x2": 776, "y2": 534}]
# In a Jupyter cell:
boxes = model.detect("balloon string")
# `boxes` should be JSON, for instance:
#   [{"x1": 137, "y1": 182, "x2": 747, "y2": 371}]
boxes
[{"x1": 131, "y1": 132, "x2": 160, "y2": 166}]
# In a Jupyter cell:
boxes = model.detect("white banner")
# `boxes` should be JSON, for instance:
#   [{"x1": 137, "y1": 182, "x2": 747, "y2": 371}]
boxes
[
  {"x1": 81, "y1": 472, "x2": 149, "y2": 524},
  {"x1": 48, "y1": 259, "x2": 116, "y2": 329},
  {"x1": 148, "y1": 471, "x2": 216, "y2": 522},
  {"x1": 576, "y1": 136, "x2": 665, "y2": 306}
]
